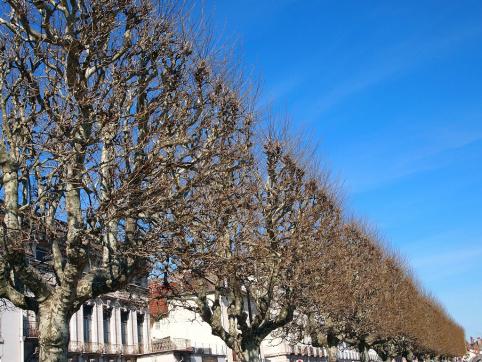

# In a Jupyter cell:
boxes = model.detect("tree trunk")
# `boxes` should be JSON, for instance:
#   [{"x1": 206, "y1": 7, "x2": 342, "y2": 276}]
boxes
[
  {"x1": 406, "y1": 351, "x2": 414, "y2": 362},
  {"x1": 359, "y1": 344, "x2": 370, "y2": 362},
  {"x1": 37, "y1": 301, "x2": 71, "y2": 362},
  {"x1": 327, "y1": 345, "x2": 338, "y2": 362},
  {"x1": 238, "y1": 339, "x2": 261, "y2": 362},
  {"x1": 242, "y1": 347, "x2": 261, "y2": 362},
  {"x1": 376, "y1": 348, "x2": 391, "y2": 362}
]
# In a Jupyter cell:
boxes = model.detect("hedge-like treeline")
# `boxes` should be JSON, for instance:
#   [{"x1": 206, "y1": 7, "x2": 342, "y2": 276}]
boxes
[
  {"x1": 0, "y1": 0, "x2": 465, "y2": 361},
  {"x1": 300, "y1": 222, "x2": 466, "y2": 362},
  {"x1": 162, "y1": 137, "x2": 466, "y2": 362}
]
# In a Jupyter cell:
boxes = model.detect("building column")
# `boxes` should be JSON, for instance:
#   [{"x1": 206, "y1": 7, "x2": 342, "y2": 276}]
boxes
[
  {"x1": 114, "y1": 305, "x2": 122, "y2": 347},
  {"x1": 108, "y1": 306, "x2": 115, "y2": 349},
  {"x1": 69, "y1": 310, "x2": 77, "y2": 346},
  {"x1": 90, "y1": 303, "x2": 99, "y2": 346},
  {"x1": 96, "y1": 301, "x2": 104, "y2": 347},
  {"x1": 129, "y1": 309, "x2": 138, "y2": 347},
  {"x1": 143, "y1": 311, "x2": 150, "y2": 353},
  {"x1": 77, "y1": 305, "x2": 84, "y2": 344}
]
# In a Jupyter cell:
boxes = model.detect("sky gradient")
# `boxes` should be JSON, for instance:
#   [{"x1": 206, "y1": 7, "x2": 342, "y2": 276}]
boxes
[{"x1": 203, "y1": 0, "x2": 482, "y2": 339}]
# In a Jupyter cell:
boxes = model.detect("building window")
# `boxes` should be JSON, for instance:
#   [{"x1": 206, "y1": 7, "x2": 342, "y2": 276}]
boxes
[
  {"x1": 35, "y1": 247, "x2": 48, "y2": 262},
  {"x1": 83, "y1": 305, "x2": 93, "y2": 343},
  {"x1": 121, "y1": 310, "x2": 129, "y2": 345},
  {"x1": 103, "y1": 308, "x2": 111, "y2": 344},
  {"x1": 137, "y1": 314, "x2": 144, "y2": 345}
]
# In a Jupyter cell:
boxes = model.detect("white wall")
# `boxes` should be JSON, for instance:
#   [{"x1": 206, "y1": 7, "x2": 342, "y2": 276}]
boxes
[
  {"x1": 152, "y1": 299, "x2": 229, "y2": 357},
  {"x1": 0, "y1": 297, "x2": 150, "y2": 361},
  {"x1": 0, "y1": 301, "x2": 24, "y2": 362},
  {"x1": 159, "y1": 300, "x2": 382, "y2": 362}
]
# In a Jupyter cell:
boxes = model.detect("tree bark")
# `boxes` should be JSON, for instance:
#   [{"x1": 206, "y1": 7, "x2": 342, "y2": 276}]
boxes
[
  {"x1": 233, "y1": 338, "x2": 261, "y2": 362},
  {"x1": 241, "y1": 341, "x2": 261, "y2": 362},
  {"x1": 241, "y1": 344, "x2": 261, "y2": 362},
  {"x1": 37, "y1": 301, "x2": 71, "y2": 362},
  {"x1": 359, "y1": 344, "x2": 370, "y2": 362},
  {"x1": 406, "y1": 351, "x2": 414, "y2": 362},
  {"x1": 327, "y1": 345, "x2": 338, "y2": 362}
]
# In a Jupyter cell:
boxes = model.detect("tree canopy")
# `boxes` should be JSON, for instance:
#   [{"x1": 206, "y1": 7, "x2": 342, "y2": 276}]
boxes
[
  {"x1": 0, "y1": 1, "x2": 466, "y2": 362},
  {"x1": 0, "y1": 0, "x2": 251, "y2": 360}
]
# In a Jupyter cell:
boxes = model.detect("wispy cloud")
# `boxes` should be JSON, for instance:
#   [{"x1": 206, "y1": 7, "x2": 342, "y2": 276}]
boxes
[
  {"x1": 309, "y1": 24, "x2": 482, "y2": 117},
  {"x1": 411, "y1": 244, "x2": 482, "y2": 270},
  {"x1": 344, "y1": 124, "x2": 482, "y2": 194},
  {"x1": 259, "y1": 74, "x2": 304, "y2": 108}
]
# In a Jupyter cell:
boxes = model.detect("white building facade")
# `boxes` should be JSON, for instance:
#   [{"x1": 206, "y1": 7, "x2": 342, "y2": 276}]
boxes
[
  {"x1": 0, "y1": 284, "x2": 150, "y2": 362},
  {"x1": 148, "y1": 295, "x2": 379, "y2": 362},
  {"x1": 148, "y1": 298, "x2": 230, "y2": 362},
  {"x1": 0, "y1": 287, "x2": 381, "y2": 362}
]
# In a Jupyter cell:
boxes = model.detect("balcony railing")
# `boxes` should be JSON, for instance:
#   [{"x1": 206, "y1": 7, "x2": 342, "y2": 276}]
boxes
[
  {"x1": 151, "y1": 337, "x2": 193, "y2": 352},
  {"x1": 68, "y1": 341, "x2": 83, "y2": 353},
  {"x1": 103, "y1": 343, "x2": 122, "y2": 354},
  {"x1": 192, "y1": 343, "x2": 227, "y2": 356},
  {"x1": 121, "y1": 344, "x2": 140, "y2": 355},
  {"x1": 21, "y1": 322, "x2": 145, "y2": 356},
  {"x1": 67, "y1": 341, "x2": 141, "y2": 355},
  {"x1": 83, "y1": 342, "x2": 103, "y2": 353},
  {"x1": 281, "y1": 344, "x2": 326, "y2": 358}
]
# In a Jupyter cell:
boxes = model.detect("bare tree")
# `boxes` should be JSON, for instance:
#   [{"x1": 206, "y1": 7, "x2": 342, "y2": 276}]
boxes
[
  {"x1": 303, "y1": 222, "x2": 466, "y2": 362},
  {"x1": 154, "y1": 137, "x2": 341, "y2": 362},
  {"x1": 161, "y1": 142, "x2": 465, "y2": 362},
  {"x1": 0, "y1": 2, "x2": 466, "y2": 362},
  {"x1": 301, "y1": 223, "x2": 386, "y2": 362},
  {"x1": 0, "y1": 1, "x2": 252, "y2": 360}
]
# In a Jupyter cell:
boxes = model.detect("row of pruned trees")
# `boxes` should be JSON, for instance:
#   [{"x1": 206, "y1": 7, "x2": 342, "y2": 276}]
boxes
[
  {"x1": 300, "y1": 223, "x2": 466, "y2": 362},
  {"x1": 0, "y1": 1, "x2": 465, "y2": 362},
  {"x1": 162, "y1": 135, "x2": 465, "y2": 362}
]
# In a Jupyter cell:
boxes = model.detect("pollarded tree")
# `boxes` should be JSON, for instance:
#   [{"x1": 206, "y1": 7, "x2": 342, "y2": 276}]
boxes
[
  {"x1": 370, "y1": 264, "x2": 465, "y2": 360},
  {"x1": 158, "y1": 137, "x2": 342, "y2": 362},
  {"x1": 285, "y1": 223, "x2": 349, "y2": 362},
  {"x1": 304, "y1": 221, "x2": 466, "y2": 362},
  {"x1": 0, "y1": 1, "x2": 252, "y2": 361},
  {"x1": 369, "y1": 256, "x2": 418, "y2": 362},
  {"x1": 302, "y1": 223, "x2": 411, "y2": 362},
  {"x1": 332, "y1": 224, "x2": 388, "y2": 362},
  {"x1": 302, "y1": 223, "x2": 387, "y2": 362},
  {"x1": 410, "y1": 293, "x2": 466, "y2": 360}
]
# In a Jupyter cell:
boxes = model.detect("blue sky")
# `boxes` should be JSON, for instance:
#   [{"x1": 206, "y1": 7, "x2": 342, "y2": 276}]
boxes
[{"x1": 202, "y1": 1, "x2": 482, "y2": 339}]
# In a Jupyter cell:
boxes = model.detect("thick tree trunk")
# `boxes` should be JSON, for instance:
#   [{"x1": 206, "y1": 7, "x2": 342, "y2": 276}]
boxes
[
  {"x1": 327, "y1": 345, "x2": 338, "y2": 362},
  {"x1": 235, "y1": 339, "x2": 261, "y2": 362},
  {"x1": 406, "y1": 351, "x2": 414, "y2": 362},
  {"x1": 378, "y1": 349, "x2": 393, "y2": 362},
  {"x1": 37, "y1": 302, "x2": 71, "y2": 362},
  {"x1": 359, "y1": 344, "x2": 370, "y2": 362},
  {"x1": 242, "y1": 346, "x2": 261, "y2": 362}
]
